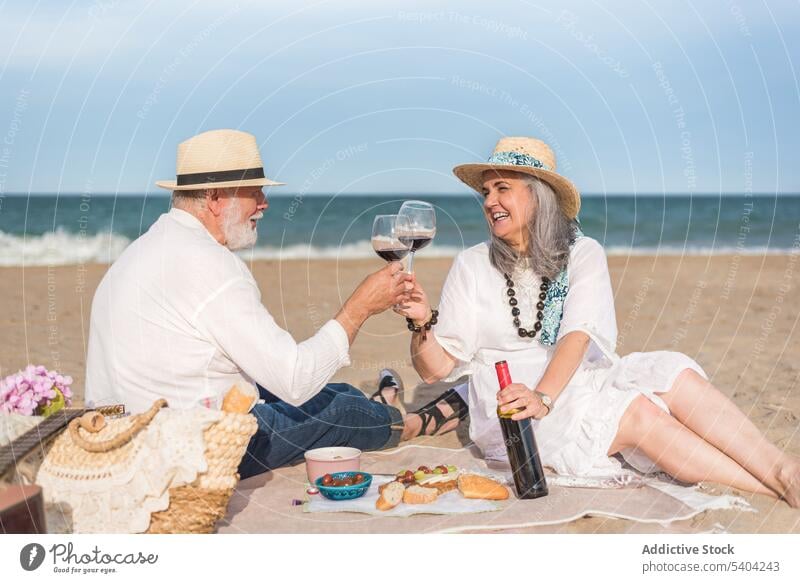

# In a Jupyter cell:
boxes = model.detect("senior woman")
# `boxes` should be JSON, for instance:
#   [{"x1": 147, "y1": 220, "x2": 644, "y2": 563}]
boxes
[{"x1": 391, "y1": 137, "x2": 800, "y2": 506}]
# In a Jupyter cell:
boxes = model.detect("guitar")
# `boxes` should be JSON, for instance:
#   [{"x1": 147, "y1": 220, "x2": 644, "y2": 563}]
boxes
[
  {"x1": 0, "y1": 408, "x2": 85, "y2": 533},
  {"x1": 0, "y1": 484, "x2": 45, "y2": 534},
  {"x1": 0, "y1": 405, "x2": 127, "y2": 533}
]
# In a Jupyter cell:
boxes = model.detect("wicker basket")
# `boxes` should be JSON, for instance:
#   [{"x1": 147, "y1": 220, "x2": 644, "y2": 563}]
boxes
[
  {"x1": 147, "y1": 407, "x2": 257, "y2": 533},
  {"x1": 38, "y1": 400, "x2": 257, "y2": 533}
]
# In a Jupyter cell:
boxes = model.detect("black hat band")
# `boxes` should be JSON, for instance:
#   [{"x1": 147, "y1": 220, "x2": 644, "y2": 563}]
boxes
[{"x1": 176, "y1": 167, "x2": 265, "y2": 186}]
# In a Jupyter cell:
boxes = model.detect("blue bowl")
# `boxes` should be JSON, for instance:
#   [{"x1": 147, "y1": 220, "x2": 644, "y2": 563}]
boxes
[{"x1": 314, "y1": 471, "x2": 373, "y2": 501}]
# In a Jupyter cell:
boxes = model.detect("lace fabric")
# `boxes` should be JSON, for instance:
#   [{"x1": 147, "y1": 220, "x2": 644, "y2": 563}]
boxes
[{"x1": 36, "y1": 408, "x2": 223, "y2": 533}]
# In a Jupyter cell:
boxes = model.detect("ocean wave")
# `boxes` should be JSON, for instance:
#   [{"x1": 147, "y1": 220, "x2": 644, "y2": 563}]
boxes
[
  {"x1": 244, "y1": 243, "x2": 796, "y2": 260},
  {"x1": 238, "y1": 240, "x2": 466, "y2": 260},
  {"x1": 0, "y1": 229, "x2": 131, "y2": 266},
  {"x1": 0, "y1": 231, "x2": 796, "y2": 266}
]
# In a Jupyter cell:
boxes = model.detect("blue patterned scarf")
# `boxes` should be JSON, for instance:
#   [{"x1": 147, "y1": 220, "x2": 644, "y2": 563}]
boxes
[{"x1": 537, "y1": 225, "x2": 583, "y2": 346}]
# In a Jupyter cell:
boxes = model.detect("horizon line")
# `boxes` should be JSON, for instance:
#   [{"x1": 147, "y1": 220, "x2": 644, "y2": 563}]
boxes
[{"x1": 4, "y1": 191, "x2": 800, "y2": 198}]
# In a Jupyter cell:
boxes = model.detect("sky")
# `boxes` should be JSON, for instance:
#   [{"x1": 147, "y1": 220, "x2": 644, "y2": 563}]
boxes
[{"x1": 0, "y1": 0, "x2": 798, "y2": 195}]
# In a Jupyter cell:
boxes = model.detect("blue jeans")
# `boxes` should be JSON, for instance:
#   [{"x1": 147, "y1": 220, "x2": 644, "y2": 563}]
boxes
[{"x1": 237, "y1": 383, "x2": 403, "y2": 479}]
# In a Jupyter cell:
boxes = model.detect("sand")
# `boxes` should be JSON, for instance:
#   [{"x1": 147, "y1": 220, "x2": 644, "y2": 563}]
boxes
[{"x1": 2, "y1": 253, "x2": 799, "y2": 532}]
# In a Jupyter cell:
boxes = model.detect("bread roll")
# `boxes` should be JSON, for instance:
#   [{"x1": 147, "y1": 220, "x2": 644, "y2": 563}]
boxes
[
  {"x1": 376, "y1": 481, "x2": 405, "y2": 511},
  {"x1": 402, "y1": 485, "x2": 438, "y2": 505},
  {"x1": 457, "y1": 474, "x2": 510, "y2": 500},
  {"x1": 222, "y1": 384, "x2": 254, "y2": 413}
]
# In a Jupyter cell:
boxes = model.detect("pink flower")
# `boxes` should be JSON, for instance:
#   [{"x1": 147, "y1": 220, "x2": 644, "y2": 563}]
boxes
[{"x1": 0, "y1": 365, "x2": 74, "y2": 416}]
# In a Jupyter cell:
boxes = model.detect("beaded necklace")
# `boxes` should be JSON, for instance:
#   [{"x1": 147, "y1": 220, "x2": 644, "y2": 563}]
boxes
[
  {"x1": 504, "y1": 273, "x2": 549, "y2": 338},
  {"x1": 502, "y1": 225, "x2": 583, "y2": 342}
]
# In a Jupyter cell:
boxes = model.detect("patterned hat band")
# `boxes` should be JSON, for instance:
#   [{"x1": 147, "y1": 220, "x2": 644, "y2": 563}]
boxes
[{"x1": 486, "y1": 150, "x2": 552, "y2": 171}]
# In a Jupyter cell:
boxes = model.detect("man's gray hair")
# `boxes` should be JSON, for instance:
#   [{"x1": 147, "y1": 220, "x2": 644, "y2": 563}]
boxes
[
  {"x1": 171, "y1": 189, "x2": 207, "y2": 211},
  {"x1": 171, "y1": 187, "x2": 236, "y2": 211},
  {"x1": 488, "y1": 175, "x2": 578, "y2": 279}
]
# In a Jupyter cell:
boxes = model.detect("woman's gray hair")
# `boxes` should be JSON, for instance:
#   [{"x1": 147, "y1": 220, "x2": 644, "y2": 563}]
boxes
[{"x1": 488, "y1": 174, "x2": 577, "y2": 279}]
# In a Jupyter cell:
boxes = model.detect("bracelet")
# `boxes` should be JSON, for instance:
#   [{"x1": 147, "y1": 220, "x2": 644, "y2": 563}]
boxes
[
  {"x1": 407, "y1": 308, "x2": 439, "y2": 333},
  {"x1": 538, "y1": 401, "x2": 551, "y2": 417},
  {"x1": 533, "y1": 390, "x2": 552, "y2": 417}
]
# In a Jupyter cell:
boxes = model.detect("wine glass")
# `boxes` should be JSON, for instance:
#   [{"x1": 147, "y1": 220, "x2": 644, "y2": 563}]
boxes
[
  {"x1": 397, "y1": 200, "x2": 436, "y2": 273},
  {"x1": 372, "y1": 215, "x2": 411, "y2": 263}
]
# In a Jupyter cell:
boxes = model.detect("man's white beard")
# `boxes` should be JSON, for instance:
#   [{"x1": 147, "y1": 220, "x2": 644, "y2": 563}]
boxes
[{"x1": 221, "y1": 199, "x2": 258, "y2": 251}]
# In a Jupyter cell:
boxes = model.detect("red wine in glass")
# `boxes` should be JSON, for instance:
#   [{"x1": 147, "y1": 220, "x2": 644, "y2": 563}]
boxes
[
  {"x1": 399, "y1": 235, "x2": 433, "y2": 252},
  {"x1": 375, "y1": 247, "x2": 409, "y2": 262},
  {"x1": 372, "y1": 215, "x2": 411, "y2": 263},
  {"x1": 397, "y1": 200, "x2": 436, "y2": 273}
]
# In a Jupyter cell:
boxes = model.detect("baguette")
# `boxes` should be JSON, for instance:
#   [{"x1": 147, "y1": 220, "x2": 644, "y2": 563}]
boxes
[
  {"x1": 402, "y1": 485, "x2": 439, "y2": 505},
  {"x1": 457, "y1": 474, "x2": 510, "y2": 500},
  {"x1": 376, "y1": 481, "x2": 405, "y2": 511}
]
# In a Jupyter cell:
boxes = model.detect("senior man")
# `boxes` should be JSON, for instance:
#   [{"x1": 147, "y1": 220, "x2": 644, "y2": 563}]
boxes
[{"x1": 86, "y1": 129, "x2": 412, "y2": 478}]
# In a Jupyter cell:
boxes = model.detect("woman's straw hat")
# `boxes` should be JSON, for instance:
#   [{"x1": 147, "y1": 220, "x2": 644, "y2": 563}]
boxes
[
  {"x1": 453, "y1": 136, "x2": 580, "y2": 218},
  {"x1": 156, "y1": 129, "x2": 285, "y2": 191}
]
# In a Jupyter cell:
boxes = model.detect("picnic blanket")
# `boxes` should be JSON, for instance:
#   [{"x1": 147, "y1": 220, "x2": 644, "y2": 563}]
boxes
[{"x1": 219, "y1": 445, "x2": 753, "y2": 534}]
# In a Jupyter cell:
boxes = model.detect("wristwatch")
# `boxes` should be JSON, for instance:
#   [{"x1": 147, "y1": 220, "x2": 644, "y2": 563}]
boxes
[{"x1": 533, "y1": 391, "x2": 553, "y2": 416}]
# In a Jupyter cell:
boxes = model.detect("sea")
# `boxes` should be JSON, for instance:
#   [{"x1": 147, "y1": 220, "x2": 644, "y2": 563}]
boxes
[{"x1": 0, "y1": 193, "x2": 798, "y2": 266}]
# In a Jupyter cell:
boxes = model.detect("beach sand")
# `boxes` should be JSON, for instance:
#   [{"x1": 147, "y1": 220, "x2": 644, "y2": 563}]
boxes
[{"x1": 2, "y1": 253, "x2": 799, "y2": 532}]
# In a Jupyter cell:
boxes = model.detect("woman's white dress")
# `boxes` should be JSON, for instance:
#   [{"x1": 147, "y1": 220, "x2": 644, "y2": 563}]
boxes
[{"x1": 434, "y1": 236, "x2": 707, "y2": 477}]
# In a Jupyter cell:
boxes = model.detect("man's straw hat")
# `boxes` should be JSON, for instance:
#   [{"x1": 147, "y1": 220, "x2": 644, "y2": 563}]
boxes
[
  {"x1": 453, "y1": 137, "x2": 580, "y2": 218},
  {"x1": 156, "y1": 129, "x2": 285, "y2": 191}
]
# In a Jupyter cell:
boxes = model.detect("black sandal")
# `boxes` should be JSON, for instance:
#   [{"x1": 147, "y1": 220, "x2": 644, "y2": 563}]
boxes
[
  {"x1": 412, "y1": 387, "x2": 469, "y2": 437},
  {"x1": 371, "y1": 369, "x2": 406, "y2": 415}
]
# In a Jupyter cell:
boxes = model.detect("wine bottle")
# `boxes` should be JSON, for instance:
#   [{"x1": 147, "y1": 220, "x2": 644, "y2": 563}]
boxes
[{"x1": 495, "y1": 360, "x2": 549, "y2": 499}]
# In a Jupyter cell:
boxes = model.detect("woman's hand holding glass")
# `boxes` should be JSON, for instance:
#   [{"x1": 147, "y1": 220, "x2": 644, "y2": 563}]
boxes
[
  {"x1": 393, "y1": 275, "x2": 432, "y2": 326},
  {"x1": 497, "y1": 383, "x2": 549, "y2": 421}
]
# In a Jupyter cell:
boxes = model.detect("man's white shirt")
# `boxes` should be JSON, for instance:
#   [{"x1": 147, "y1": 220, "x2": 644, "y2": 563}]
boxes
[{"x1": 85, "y1": 208, "x2": 351, "y2": 413}]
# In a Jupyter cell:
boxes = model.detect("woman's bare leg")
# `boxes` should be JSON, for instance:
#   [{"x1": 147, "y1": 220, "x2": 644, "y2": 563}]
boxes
[
  {"x1": 608, "y1": 395, "x2": 776, "y2": 498},
  {"x1": 656, "y1": 369, "x2": 800, "y2": 505}
]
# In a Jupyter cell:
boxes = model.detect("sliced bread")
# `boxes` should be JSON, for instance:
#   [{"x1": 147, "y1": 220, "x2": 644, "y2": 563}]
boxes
[
  {"x1": 376, "y1": 481, "x2": 405, "y2": 511},
  {"x1": 402, "y1": 484, "x2": 439, "y2": 505}
]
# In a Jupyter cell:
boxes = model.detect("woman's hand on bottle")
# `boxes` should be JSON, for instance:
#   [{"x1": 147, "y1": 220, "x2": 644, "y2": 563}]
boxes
[
  {"x1": 393, "y1": 274, "x2": 432, "y2": 325},
  {"x1": 497, "y1": 383, "x2": 549, "y2": 420}
]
